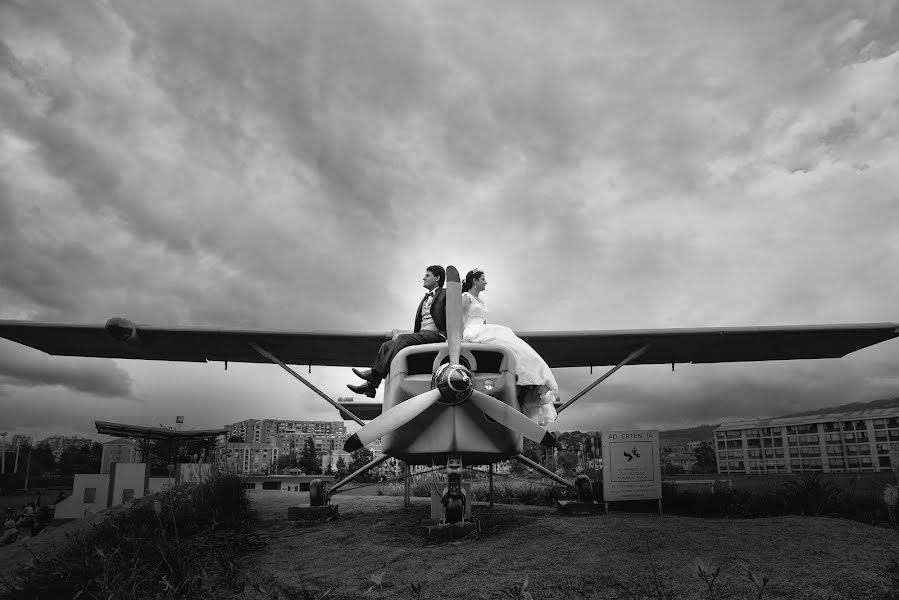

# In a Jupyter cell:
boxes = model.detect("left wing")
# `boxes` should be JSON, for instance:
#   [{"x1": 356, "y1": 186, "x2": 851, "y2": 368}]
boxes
[{"x1": 0, "y1": 318, "x2": 389, "y2": 367}]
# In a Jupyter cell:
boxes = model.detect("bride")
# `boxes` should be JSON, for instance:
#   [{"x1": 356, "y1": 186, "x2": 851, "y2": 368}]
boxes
[{"x1": 461, "y1": 268, "x2": 559, "y2": 426}]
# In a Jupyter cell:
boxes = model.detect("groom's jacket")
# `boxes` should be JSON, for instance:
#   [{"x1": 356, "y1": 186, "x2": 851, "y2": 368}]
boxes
[{"x1": 413, "y1": 288, "x2": 447, "y2": 336}]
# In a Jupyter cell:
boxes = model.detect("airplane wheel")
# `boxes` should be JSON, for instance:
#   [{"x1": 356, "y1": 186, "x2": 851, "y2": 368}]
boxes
[
  {"x1": 309, "y1": 479, "x2": 325, "y2": 506},
  {"x1": 445, "y1": 497, "x2": 464, "y2": 524},
  {"x1": 575, "y1": 475, "x2": 594, "y2": 503}
]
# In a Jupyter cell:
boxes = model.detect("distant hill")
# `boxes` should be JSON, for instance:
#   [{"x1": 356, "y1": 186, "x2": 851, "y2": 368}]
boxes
[
  {"x1": 778, "y1": 396, "x2": 899, "y2": 419},
  {"x1": 658, "y1": 424, "x2": 717, "y2": 443},
  {"x1": 566, "y1": 397, "x2": 899, "y2": 441}
]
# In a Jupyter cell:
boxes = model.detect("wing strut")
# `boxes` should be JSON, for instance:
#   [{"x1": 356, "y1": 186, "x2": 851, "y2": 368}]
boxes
[
  {"x1": 556, "y1": 344, "x2": 652, "y2": 415},
  {"x1": 327, "y1": 453, "x2": 393, "y2": 496},
  {"x1": 512, "y1": 453, "x2": 573, "y2": 487},
  {"x1": 250, "y1": 343, "x2": 365, "y2": 426}
]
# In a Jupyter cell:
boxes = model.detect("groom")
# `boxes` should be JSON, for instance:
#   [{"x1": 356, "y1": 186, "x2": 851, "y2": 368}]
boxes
[{"x1": 348, "y1": 265, "x2": 447, "y2": 398}]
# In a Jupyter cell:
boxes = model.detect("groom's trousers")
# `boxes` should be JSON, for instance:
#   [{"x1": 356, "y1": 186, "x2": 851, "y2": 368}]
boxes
[{"x1": 371, "y1": 330, "x2": 444, "y2": 382}]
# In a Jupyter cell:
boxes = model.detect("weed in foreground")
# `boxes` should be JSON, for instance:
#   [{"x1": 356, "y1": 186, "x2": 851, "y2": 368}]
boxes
[{"x1": 0, "y1": 468, "x2": 257, "y2": 600}]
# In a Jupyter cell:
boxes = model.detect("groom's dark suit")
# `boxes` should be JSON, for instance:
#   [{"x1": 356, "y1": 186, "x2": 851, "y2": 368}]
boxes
[{"x1": 369, "y1": 287, "x2": 447, "y2": 382}]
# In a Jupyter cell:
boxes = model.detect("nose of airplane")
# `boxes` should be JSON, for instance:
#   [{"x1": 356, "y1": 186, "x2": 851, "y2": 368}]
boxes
[{"x1": 434, "y1": 362, "x2": 473, "y2": 404}]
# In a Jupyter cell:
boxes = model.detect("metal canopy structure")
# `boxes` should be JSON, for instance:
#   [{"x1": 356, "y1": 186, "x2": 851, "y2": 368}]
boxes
[
  {"x1": 95, "y1": 421, "x2": 226, "y2": 442},
  {"x1": 95, "y1": 420, "x2": 227, "y2": 466}
]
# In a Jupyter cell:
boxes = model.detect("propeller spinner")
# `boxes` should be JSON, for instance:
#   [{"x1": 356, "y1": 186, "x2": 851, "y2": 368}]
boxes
[{"x1": 344, "y1": 265, "x2": 556, "y2": 453}]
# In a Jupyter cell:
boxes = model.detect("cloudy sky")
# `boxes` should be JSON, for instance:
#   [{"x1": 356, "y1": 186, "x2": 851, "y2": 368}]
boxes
[{"x1": 1, "y1": 0, "x2": 898, "y2": 445}]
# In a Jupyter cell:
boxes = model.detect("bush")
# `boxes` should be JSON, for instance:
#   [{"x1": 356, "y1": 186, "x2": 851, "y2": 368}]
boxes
[{"x1": 1, "y1": 468, "x2": 258, "y2": 600}]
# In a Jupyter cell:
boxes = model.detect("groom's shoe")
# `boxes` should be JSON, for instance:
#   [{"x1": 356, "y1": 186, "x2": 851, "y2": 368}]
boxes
[
  {"x1": 347, "y1": 381, "x2": 377, "y2": 398},
  {"x1": 352, "y1": 368, "x2": 379, "y2": 383}
]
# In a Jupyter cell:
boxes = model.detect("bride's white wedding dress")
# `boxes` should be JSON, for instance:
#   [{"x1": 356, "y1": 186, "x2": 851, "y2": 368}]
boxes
[{"x1": 461, "y1": 292, "x2": 558, "y2": 426}]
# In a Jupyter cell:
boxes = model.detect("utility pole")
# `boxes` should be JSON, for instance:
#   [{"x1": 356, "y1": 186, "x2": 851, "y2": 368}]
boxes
[
  {"x1": 24, "y1": 444, "x2": 32, "y2": 491},
  {"x1": 1, "y1": 432, "x2": 6, "y2": 475},
  {"x1": 14, "y1": 437, "x2": 20, "y2": 473}
]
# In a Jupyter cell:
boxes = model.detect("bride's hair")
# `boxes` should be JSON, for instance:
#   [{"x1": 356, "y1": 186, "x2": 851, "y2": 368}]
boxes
[{"x1": 462, "y1": 268, "x2": 484, "y2": 293}]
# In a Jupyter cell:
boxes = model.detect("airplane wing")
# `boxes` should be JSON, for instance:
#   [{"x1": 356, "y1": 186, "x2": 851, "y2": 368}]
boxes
[
  {"x1": 518, "y1": 323, "x2": 899, "y2": 368},
  {"x1": 0, "y1": 319, "x2": 389, "y2": 367},
  {"x1": 1, "y1": 320, "x2": 897, "y2": 370}
]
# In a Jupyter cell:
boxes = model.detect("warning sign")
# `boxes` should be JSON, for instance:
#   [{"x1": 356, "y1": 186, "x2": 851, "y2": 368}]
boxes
[{"x1": 601, "y1": 430, "x2": 661, "y2": 501}]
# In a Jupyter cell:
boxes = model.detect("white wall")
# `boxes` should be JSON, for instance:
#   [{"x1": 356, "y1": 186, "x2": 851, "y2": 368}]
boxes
[
  {"x1": 55, "y1": 474, "x2": 110, "y2": 519},
  {"x1": 109, "y1": 463, "x2": 147, "y2": 506}
]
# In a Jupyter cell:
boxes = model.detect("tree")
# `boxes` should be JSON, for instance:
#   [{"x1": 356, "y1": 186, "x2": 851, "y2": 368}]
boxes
[
  {"x1": 348, "y1": 448, "x2": 373, "y2": 483},
  {"x1": 28, "y1": 443, "x2": 56, "y2": 482},
  {"x1": 277, "y1": 454, "x2": 295, "y2": 472},
  {"x1": 59, "y1": 444, "x2": 100, "y2": 477},
  {"x1": 693, "y1": 443, "x2": 717, "y2": 474},
  {"x1": 335, "y1": 456, "x2": 348, "y2": 481},
  {"x1": 297, "y1": 437, "x2": 321, "y2": 474},
  {"x1": 228, "y1": 435, "x2": 244, "y2": 443},
  {"x1": 556, "y1": 450, "x2": 579, "y2": 475},
  {"x1": 511, "y1": 439, "x2": 542, "y2": 474}
]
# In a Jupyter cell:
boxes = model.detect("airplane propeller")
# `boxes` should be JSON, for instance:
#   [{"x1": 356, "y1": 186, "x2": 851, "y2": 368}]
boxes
[
  {"x1": 468, "y1": 390, "x2": 557, "y2": 447},
  {"x1": 343, "y1": 389, "x2": 441, "y2": 452},
  {"x1": 344, "y1": 265, "x2": 556, "y2": 453},
  {"x1": 446, "y1": 265, "x2": 463, "y2": 365}
]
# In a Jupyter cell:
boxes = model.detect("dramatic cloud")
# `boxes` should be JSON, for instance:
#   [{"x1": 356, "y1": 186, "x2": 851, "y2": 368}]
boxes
[
  {"x1": 0, "y1": 338, "x2": 133, "y2": 401},
  {"x1": 1, "y1": 0, "x2": 898, "y2": 442}
]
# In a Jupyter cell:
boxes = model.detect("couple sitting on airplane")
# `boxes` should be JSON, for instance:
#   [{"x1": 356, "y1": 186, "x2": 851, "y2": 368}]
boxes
[{"x1": 347, "y1": 265, "x2": 559, "y2": 426}]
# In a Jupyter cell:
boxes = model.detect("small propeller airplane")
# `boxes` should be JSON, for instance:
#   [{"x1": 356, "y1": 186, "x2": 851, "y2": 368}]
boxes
[{"x1": 1, "y1": 265, "x2": 898, "y2": 525}]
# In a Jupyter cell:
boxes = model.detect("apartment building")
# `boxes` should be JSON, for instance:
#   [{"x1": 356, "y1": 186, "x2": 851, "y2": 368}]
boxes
[
  {"x1": 226, "y1": 419, "x2": 348, "y2": 456},
  {"x1": 41, "y1": 436, "x2": 95, "y2": 458},
  {"x1": 217, "y1": 441, "x2": 280, "y2": 475},
  {"x1": 715, "y1": 408, "x2": 899, "y2": 474},
  {"x1": 100, "y1": 438, "x2": 140, "y2": 474}
]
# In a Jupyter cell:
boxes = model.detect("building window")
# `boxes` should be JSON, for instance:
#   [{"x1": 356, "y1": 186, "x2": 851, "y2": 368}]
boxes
[{"x1": 84, "y1": 488, "x2": 97, "y2": 503}]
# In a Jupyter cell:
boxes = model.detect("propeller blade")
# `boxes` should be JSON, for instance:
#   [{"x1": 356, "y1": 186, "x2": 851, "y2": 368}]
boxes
[
  {"x1": 469, "y1": 390, "x2": 557, "y2": 447},
  {"x1": 445, "y1": 265, "x2": 462, "y2": 365},
  {"x1": 344, "y1": 388, "x2": 442, "y2": 452}
]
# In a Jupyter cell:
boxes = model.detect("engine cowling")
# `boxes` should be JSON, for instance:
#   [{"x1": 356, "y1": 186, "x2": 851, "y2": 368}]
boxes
[{"x1": 105, "y1": 317, "x2": 141, "y2": 344}]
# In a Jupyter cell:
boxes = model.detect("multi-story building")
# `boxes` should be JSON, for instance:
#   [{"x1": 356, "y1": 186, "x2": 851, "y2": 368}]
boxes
[
  {"x1": 100, "y1": 438, "x2": 139, "y2": 474},
  {"x1": 226, "y1": 419, "x2": 280, "y2": 445},
  {"x1": 715, "y1": 408, "x2": 899, "y2": 474},
  {"x1": 226, "y1": 419, "x2": 348, "y2": 457},
  {"x1": 9, "y1": 435, "x2": 33, "y2": 447},
  {"x1": 661, "y1": 450, "x2": 697, "y2": 472},
  {"x1": 41, "y1": 436, "x2": 95, "y2": 458},
  {"x1": 217, "y1": 441, "x2": 279, "y2": 475}
]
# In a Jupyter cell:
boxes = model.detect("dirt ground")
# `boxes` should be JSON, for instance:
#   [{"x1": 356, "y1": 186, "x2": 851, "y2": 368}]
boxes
[{"x1": 245, "y1": 490, "x2": 899, "y2": 600}]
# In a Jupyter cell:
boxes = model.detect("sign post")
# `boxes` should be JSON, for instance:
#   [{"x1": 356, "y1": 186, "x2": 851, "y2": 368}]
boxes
[{"x1": 601, "y1": 430, "x2": 662, "y2": 514}]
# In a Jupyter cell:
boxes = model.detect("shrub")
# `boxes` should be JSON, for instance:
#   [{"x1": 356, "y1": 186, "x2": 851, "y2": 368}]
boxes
[{"x1": 1, "y1": 469, "x2": 258, "y2": 600}]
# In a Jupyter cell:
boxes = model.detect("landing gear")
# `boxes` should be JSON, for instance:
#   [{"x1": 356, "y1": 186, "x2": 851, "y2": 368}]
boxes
[
  {"x1": 441, "y1": 457, "x2": 466, "y2": 524},
  {"x1": 422, "y1": 456, "x2": 479, "y2": 538},
  {"x1": 309, "y1": 479, "x2": 325, "y2": 506},
  {"x1": 445, "y1": 496, "x2": 464, "y2": 524},
  {"x1": 575, "y1": 474, "x2": 594, "y2": 503}
]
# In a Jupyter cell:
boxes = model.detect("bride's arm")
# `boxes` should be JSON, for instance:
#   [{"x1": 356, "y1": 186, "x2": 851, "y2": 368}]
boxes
[{"x1": 461, "y1": 292, "x2": 472, "y2": 322}]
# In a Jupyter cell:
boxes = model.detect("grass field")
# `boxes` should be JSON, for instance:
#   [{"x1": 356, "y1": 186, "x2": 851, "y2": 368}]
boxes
[
  {"x1": 240, "y1": 490, "x2": 898, "y2": 600},
  {"x1": 3, "y1": 478, "x2": 898, "y2": 599}
]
